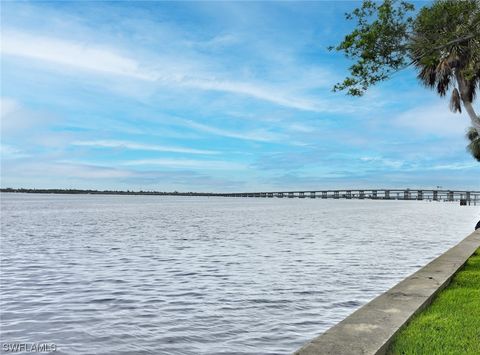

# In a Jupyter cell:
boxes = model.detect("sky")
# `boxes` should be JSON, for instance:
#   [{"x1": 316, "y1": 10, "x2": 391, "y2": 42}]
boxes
[{"x1": 1, "y1": 0, "x2": 479, "y2": 192}]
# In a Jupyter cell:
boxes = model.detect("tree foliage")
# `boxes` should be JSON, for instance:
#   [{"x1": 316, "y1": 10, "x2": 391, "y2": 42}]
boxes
[
  {"x1": 467, "y1": 127, "x2": 480, "y2": 161},
  {"x1": 332, "y1": 0, "x2": 480, "y2": 161},
  {"x1": 331, "y1": 0, "x2": 414, "y2": 96},
  {"x1": 409, "y1": 0, "x2": 480, "y2": 110},
  {"x1": 332, "y1": 0, "x2": 480, "y2": 97}
]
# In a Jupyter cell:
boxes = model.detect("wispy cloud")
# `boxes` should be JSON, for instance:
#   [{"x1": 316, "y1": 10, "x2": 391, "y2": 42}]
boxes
[
  {"x1": 2, "y1": 158, "x2": 246, "y2": 190},
  {"x1": 287, "y1": 123, "x2": 315, "y2": 133},
  {"x1": 360, "y1": 157, "x2": 478, "y2": 172},
  {"x1": 1, "y1": 97, "x2": 19, "y2": 117},
  {"x1": 1, "y1": 97, "x2": 59, "y2": 134},
  {"x1": 189, "y1": 33, "x2": 240, "y2": 49},
  {"x1": 5, "y1": 160, "x2": 135, "y2": 180},
  {"x1": 184, "y1": 78, "x2": 322, "y2": 112},
  {"x1": 176, "y1": 118, "x2": 283, "y2": 143},
  {"x1": 1, "y1": 29, "x2": 328, "y2": 112},
  {"x1": 392, "y1": 102, "x2": 471, "y2": 137},
  {"x1": 360, "y1": 156, "x2": 404, "y2": 169},
  {"x1": 71, "y1": 140, "x2": 218, "y2": 155},
  {"x1": 122, "y1": 158, "x2": 247, "y2": 170},
  {"x1": 419, "y1": 162, "x2": 479, "y2": 171},
  {"x1": 0, "y1": 144, "x2": 30, "y2": 159},
  {"x1": 1, "y1": 31, "x2": 156, "y2": 80}
]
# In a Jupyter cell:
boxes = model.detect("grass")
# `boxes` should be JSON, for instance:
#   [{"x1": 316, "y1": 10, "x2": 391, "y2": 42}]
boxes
[{"x1": 387, "y1": 248, "x2": 480, "y2": 355}]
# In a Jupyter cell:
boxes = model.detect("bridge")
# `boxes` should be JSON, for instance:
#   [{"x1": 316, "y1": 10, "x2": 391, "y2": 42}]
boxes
[
  {"x1": 205, "y1": 189, "x2": 480, "y2": 203},
  {"x1": 2, "y1": 188, "x2": 479, "y2": 204}
]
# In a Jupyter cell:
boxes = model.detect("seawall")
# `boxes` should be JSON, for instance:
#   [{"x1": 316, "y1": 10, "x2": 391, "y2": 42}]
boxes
[{"x1": 294, "y1": 229, "x2": 480, "y2": 355}]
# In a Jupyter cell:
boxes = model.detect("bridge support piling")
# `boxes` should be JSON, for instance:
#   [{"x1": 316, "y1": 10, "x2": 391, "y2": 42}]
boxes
[
  {"x1": 448, "y1": 191, "x2": 454, "y2": 202},
  {"x1": 417, "y1": 190, "x2": 423, "y2": 201}
]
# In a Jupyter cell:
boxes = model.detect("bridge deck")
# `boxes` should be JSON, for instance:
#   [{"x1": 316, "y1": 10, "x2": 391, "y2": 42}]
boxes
[{"x1": 207, "y1": 189, "x2": 480, "y2": 203}]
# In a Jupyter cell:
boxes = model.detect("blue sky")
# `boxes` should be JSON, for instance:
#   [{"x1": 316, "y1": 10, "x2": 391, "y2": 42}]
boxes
[{"x1": 1, "y1": 1, "x2": 479, "y2": 191}]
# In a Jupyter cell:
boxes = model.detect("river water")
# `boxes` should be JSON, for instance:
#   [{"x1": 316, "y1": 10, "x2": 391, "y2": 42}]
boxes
[{"x1": 1, "y1": 193, "x2": 478, "y2": 354}]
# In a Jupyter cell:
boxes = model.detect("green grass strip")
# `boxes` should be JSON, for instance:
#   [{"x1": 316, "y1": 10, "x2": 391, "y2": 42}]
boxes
[{"x1": 388, "y1": 248, "x2": 480, "y2": 355}]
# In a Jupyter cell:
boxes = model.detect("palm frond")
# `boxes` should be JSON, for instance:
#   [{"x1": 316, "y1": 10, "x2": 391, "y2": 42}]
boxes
[
  {"x1": 449, "y1": 88, "x2": 462, "y2": 113},
  {"x1": 466, "y1": 129, "x2": 480, "y2": 161}
]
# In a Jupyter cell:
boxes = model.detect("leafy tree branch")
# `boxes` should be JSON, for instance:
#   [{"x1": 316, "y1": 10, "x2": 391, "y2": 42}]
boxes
[{"x1": 332, "y1": 0, "x2": 480, "y2": 160}]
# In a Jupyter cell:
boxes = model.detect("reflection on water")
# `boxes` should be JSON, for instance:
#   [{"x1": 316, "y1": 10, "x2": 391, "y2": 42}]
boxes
[{"x1": 1, "y1": 194, "x2": 478, "y2": 354}]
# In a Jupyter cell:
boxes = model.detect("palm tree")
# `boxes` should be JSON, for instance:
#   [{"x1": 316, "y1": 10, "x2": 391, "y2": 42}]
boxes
[
  {"x1": 467, "y1": 127, "x2": 480, "y2": 161},
  {"x1": 409, "y1": 0, "x2": 480, "y2": 152}
]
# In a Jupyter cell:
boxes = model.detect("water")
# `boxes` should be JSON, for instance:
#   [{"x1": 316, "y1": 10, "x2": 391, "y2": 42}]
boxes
[{"x1": 1, "y1": 193, "x2": 478, "y2": 355}]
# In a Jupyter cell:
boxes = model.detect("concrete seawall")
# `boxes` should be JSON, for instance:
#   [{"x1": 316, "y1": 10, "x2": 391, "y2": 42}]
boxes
[{"x1": 294, "y1": 229, "x2": 480, "y2": 355}]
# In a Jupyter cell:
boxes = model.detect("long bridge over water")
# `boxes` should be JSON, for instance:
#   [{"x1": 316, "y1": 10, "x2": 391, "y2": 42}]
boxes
[
  {"x1": 202, "y1": 189, "x2": 480, "y2": 203},
  {"x1": 2, "y1": 188, "x2": 479, "y2": 204}
]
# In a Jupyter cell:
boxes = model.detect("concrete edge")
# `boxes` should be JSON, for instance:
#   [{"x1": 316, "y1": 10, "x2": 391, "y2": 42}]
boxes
[{"x1": 294, "y1": 229, "x2": 480, "y2": 355}]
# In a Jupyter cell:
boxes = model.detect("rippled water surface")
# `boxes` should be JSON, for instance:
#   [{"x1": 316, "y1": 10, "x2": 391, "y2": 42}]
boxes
[{"x1": 1, "y1": 193, "x2": 479, "y2": 354}]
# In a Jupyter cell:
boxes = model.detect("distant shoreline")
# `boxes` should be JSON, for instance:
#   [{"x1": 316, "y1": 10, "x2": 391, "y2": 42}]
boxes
[{"x1": 0, "y1": 188, "x2": 202, "y2": 196}]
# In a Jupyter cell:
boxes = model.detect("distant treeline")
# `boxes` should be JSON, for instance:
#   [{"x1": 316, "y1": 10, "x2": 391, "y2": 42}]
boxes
[{"x1": 0, "y1": 188, "x2": 210, "y2": 196}]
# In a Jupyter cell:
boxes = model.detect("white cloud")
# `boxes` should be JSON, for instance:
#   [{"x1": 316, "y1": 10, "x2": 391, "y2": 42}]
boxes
[
  {"x1": 4, "y1": 160, "x2": 134, "y2": 179},
  {"x1": 1, "y1": 97, "x2": 19, "y2": 117},
  {"x1": 122, "y1": 158, "x2": 247, "y2": 170},
  {"x1": 0, "y1": 97, "x2": 57, "y2": 133},
  {"x1": 57, "y1": 163, "x2": 134, "y2": 179},
  {"x1": 1, "y1": 31, "x2": 157, "y2": 80},
  {"x1": 184, "y1": 78, "x2": 322, "y2": 112},
  {"x1": 71, "y1": 140, "x2": 218, "y2": 155},
  {"x1": 360, "y1": 156, "x2": 404, "y2": 169},
  {"x1": 359, "y1": 156, "x2": 477, "y2": 172},
  {"x1": 392, "y1": 102, "x2": 471, "y2": 137},
  {"x1": 426, "y1": 162, "x2": 479, "y2": 171},
  {"x1": 0, "y1": 144, "x2": 30, "y2": 159},
  {"x1": 177, "y1": 119, "x2": 283, "y2": 142},
  {"x1": 1, "y1": 29, "x2": 330, "y2": 112},
  {"x1": 288, "y1": 123, "x2": 315, "y2": 133},
  {"x1": 188, "y1": 33, "x2": 240, "y2": 49}
]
